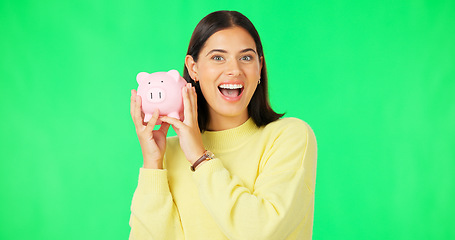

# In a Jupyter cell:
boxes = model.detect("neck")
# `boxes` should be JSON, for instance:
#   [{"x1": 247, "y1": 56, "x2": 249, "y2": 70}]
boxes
[{"x1": 207, "y1": 111, "x2": 249, "y2": 131}]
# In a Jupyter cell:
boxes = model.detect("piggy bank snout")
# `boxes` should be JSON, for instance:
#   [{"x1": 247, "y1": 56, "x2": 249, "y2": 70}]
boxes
[{"x1": 145, "y1": 87, "x2": 166, "y2": 103}]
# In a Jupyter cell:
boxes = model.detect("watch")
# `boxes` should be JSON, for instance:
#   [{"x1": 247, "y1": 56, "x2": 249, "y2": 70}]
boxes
[{"x1": 190, "y1": 150, "x2": 215, "y2": 171}]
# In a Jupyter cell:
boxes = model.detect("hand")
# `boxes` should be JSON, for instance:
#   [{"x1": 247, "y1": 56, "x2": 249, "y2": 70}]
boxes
[
  {"x1": 160, "y1": 83, "x2": 205, "y2": 164},
  {"x1": 130, "y1": 89, "x2": 170, "y2": 169}
]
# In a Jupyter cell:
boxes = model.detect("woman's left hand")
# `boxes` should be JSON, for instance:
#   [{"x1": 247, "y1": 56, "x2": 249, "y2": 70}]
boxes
[{"x1": 160, "y1": 83, "x2": 205, "y2": 164}]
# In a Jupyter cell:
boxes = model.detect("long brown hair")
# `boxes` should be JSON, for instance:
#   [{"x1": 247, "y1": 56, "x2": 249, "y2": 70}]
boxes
[{"x1": 183, "y1": 10, "x2": 283, "y2": 131}]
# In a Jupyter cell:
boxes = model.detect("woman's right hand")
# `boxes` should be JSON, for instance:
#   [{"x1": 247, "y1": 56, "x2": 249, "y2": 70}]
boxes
[{"x1": 130, "y1": 89, "x2": 170, "y2": 169}]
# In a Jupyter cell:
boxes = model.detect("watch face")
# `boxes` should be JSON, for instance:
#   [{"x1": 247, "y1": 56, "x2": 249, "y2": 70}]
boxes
[{"x1": 206, "y1": 151, "x2": 215, "y2": 159}]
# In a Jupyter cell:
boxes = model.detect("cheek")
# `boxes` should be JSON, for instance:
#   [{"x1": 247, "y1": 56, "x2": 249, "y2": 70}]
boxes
[
  {"x1": 246, "y1": 61, "x2": 261, "y2": 74},
  {"x1": 246, "y1": 66, "x2": 261, "y2": 80},
  {"x1": 198, "y1": 80, "x2": 217, "y2": 100},
  {"x1": 198, "y1": 67, "x2": 222, "y2": 90},
  {"x1": 198, "y1": 64, "x2": 211, "y2": 81},
  {"x1": 248, "y1": 83, "x2": 258, "y2": 95}
]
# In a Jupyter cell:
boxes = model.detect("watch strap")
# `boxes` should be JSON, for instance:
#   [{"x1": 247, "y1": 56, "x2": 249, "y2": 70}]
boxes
[{"x1": 191, "y1": 150, "x2": 213, "y2": 171}]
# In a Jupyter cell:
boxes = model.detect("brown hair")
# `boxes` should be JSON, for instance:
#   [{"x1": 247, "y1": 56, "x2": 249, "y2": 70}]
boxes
[{"x1": 183, "y1": 10, "x2": 283, "y2": 131}]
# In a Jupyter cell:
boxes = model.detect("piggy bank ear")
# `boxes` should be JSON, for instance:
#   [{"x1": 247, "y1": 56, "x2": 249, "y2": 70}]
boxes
[
  {"x1": 137, "y1": 72, "x2": 149, "y2": 84},
  {"x1": 167, "y1": 70, "x2": 181, "y2": 81}
]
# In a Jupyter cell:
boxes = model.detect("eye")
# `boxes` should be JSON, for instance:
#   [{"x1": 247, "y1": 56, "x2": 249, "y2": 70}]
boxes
[
  {"x1": 211, "y1": 55, "x2": 224, "y2": 61},
  {"x1": 148, "y1": 82, "x2": 150, "y2": 84},
  {"x1": 241, "y1": 55, "x2": 253, "y2": 61},
  {"x1": 161, "y1": 80, "x2": 163, "y2": 83}
]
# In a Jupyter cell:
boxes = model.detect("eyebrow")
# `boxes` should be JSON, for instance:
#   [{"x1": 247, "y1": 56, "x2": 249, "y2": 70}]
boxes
[{"x1": 205, "y1": 48, "x2": 257, "y2": 56}]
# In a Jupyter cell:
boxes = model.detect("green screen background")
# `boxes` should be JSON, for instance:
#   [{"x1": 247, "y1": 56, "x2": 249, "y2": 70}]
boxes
[{"x1": 1, "y1": 0, "x2": 454, "y2": 239}]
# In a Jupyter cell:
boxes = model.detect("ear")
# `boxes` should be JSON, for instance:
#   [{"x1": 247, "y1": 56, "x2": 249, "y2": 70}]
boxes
[
  {"x1": 259, "y1": 56, "x2": 264, "y2": 71},
  {"x1": 185, "y1": 55, "x2": 198, "y2": 81},
  {"x1": 137, "y1": 72, "x2": 149, "y2": 84},
  {"x1": 167, "y1": 69, "x2": 181, "y2": 81}
]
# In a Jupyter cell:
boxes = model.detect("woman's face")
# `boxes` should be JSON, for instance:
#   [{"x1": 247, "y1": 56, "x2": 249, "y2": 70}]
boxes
[{"x1": 187, "y1": 26, "x2": 263, "y2": 126}]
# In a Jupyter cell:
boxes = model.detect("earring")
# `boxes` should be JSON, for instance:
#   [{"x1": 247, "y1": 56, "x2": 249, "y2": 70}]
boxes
[{"x1": 258, "y1": 79, "x2": 261, "y2": 84}]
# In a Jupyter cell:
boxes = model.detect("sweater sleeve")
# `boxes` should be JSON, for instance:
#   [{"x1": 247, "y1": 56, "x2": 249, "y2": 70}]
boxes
[
  {"x1": 129, "y1": 168, "x2": 184, "y2": 240},
  {"x1": 193, "y1": 121, "x2": 317, "y2": 240}
]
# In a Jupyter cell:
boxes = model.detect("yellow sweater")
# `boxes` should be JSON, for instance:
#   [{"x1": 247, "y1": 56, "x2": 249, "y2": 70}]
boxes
[{"x1": 129, "y1": 118, "x2": 317, "y2": 239}]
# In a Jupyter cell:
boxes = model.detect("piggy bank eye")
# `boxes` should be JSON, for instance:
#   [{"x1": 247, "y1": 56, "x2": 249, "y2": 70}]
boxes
[
  {"x1": 148, "y1": 82, "x2": 150, "y2": 84},
  {"x1": 161, "y1": 80, "x2": 164, "y2": 83}
]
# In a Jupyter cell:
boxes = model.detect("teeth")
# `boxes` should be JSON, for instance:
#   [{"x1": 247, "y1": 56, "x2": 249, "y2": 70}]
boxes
[{"x1": 219, "y1": 84, "x2": 243, "y2": 89}]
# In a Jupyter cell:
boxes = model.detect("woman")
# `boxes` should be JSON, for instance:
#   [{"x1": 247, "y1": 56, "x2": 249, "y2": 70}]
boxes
[{"x1": 129, "y1": 10, "x2": 317, "y2": 240}]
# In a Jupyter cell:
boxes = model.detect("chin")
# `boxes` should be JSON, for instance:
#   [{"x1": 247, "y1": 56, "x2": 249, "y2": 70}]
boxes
[{"x1": 210, "y1": 104, "x2": 248, "y2": 119}]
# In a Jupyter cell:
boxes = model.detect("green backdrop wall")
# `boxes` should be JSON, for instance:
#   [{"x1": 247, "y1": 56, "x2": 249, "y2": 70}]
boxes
[{"x1": 1, "y1": 0, "x2": 454, "y2": 239}]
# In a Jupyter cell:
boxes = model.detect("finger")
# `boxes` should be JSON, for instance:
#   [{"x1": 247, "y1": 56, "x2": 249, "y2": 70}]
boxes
[
  {"x1": 133, "y1": 95, "x2": 143, "y2": 128},
  {"x1": 184, "y1": 85, "x2": 198, "y2": 124},
  {"x1": 187, "y1": 83, "x2": 196, "y2": 107},
  {"x1": 190, "y1": 86, "x2": 198, "y2": 121},
  {"x1": 145, "y1": 109, "x2": 160, "y2": 133},
  {"x1": 161, "y1": 116, "x2": 187, "y2": 130},
  {"x1": 158, "y1": 122, "x2": 170, "y2": 136},
  {"x1": 186, "y1": 84, "x2": 197, "y2": 121},
  {"x1": 131, "y1": 90, "x2": 142, "y2": 127},
  {"x1": 130, "y1": 90, "x2": 136, "y2": 118},
  {"x1": 182, "y1": 84, "x2": 193, "y2": 123}
]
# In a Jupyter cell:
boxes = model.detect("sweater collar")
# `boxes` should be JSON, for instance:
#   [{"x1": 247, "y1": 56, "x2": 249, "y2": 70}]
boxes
[{"x1": 201, "y1": 118, "x2": 259, "y2": 152}]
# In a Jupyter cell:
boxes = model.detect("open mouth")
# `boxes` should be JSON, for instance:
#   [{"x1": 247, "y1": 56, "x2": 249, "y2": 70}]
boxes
[{"x1": 218, "y1": 84, "x2": 244, "y2": 98}]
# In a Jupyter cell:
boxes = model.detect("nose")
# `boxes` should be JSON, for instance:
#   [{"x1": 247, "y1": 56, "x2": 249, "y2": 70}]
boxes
[{"x1": 226, "y1": 59, "x2": 241, "y2": 77}]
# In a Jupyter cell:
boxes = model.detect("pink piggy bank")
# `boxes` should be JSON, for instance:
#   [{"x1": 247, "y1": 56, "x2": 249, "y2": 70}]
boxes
[{"x1": 136, "y1": 70, "x2": 187, "y2": 124}]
